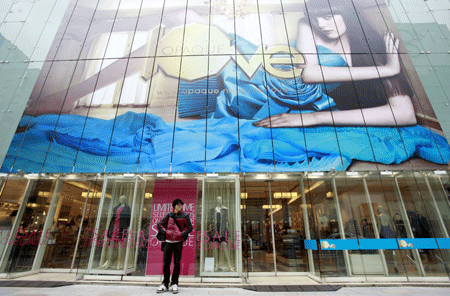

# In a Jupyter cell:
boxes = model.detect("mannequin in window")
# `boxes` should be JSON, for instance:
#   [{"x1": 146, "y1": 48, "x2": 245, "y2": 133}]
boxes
[
  {"x1": 101, "y1": 195, "x2": 131, "y2": 269},
  {"x1": 207, "y1": 196, "x2": 234, "y2": 272},
  {"x1": 377, "y1": 206, "x2": 399, "y2": 273}
]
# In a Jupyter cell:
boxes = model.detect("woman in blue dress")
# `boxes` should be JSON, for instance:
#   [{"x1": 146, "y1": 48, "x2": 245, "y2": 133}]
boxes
[{"x1": 236, "y1": 0, "x2": 417, "y2": 128}]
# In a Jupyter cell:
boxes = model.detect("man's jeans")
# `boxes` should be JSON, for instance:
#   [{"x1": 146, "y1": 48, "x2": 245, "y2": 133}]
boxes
[{"x1": 162, "y1": 241, "x2": 183, "y2": 287}]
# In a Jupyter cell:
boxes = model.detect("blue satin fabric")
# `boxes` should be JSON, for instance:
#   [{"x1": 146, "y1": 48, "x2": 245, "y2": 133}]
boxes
[
  {"x1": 214, "y1": 35, "x2": 347, "y2": 119},
  {"x1": 1, "y1": 112, "x2": 449, "y2": 173}
]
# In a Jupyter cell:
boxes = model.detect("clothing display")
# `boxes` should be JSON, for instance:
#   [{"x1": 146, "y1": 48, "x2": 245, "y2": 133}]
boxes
[
  {"x1": 380, "y1": 225, "x2": 396, "y2": 239},
  {"x1": 408, "y1": 211, "x2": 432, "y2": 238},
  {"x1": 207, "y1": 207, "x2": 229, "y2": 242},
  {"x1": 393, "y1": 213, "x2": 407, "y2": 238},
  {"x1": 107, "y1": 203, "x2": 131, "y2": 240}
]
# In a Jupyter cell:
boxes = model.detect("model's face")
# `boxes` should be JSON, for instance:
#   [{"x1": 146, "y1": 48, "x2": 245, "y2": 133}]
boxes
[{"x1": 313, "y1": 14, "x2": 347, "y2": 39}]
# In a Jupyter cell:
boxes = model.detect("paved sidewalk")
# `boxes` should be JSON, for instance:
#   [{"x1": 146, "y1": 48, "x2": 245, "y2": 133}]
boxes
[{"x1": 1, "y1": 284, "x2": 450, "y2": 296}]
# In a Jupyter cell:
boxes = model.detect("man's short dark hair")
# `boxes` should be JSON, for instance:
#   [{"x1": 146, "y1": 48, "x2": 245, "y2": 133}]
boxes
[{"x1": 172, "y1": 198, "x2": 184, "y2": 208}]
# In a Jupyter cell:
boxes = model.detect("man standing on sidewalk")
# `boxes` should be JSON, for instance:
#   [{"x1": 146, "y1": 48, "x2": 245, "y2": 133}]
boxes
[{"x1": 156, "y1": 199, "x2": 193, "y2": 294}]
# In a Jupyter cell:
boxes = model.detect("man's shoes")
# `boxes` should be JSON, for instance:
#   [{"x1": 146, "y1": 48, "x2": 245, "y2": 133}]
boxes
[
  {"x1": 156, "y1": 284, "x2": 168, "y2": 293},
  {"x1": 169, "y1": 284, "x2": 178, "y2": 294}
]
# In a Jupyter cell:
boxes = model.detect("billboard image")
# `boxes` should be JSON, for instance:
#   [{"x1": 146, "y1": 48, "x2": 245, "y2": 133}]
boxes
[{"x1": 1, "y1": 0, "x2": 449, "y2": 173}]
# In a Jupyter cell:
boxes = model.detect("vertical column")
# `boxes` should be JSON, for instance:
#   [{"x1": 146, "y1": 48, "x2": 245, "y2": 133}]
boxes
[
  {"x1": 123, "y1": 177, "x2": 139, "y2": 272},
  {"x1": 331, "y1": 177, "x2": 351, "y2": 276},
  {"x1": 299, "y1": 176, "x2": 314, "y2": 274},
  {"x1": 70, "y1": 181, "x2": 92, "y2": 271},
  {"x1": 32, "y1": 179, "x2": 64, "y2": 270},
  {"x1": 267, "y1": 180, "x2": 277, "y2": 276},
  {"x1": 393, "y1": 177, "x2": 425, "y2": 276}
]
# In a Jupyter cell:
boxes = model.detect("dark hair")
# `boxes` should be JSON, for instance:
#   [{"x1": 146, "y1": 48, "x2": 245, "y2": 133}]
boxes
[
  {"x1": 304, "y1": 0, "x2": 413, "y2": 101},
  {"x1": 172, "y1": 198, "x2": 184, "y2": 208}
]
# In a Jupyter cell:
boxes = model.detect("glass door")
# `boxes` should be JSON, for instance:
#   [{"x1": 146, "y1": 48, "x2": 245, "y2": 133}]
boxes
[
  {"x1": 87, "y1": 176, "x2": 145, "y2": 275},
  {"x1": 240, "y1": 178, "x2": 276, "y2": 274}
]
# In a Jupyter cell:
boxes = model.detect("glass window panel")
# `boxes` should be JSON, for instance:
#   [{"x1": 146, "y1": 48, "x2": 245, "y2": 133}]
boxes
[
  {"x1": 154, "y1": 0, "x2": 188, "y2": 57},
  {"x1": 88, "y1": 178, "x2": 142, "y2": 272},
  {"x1": 3, "y1": 1, "x2": 33, "y2": 23},
  {"x1": 428, "y1": 54, "x2": 450, "y2": 100},
  {"x1": 104, "y1": 58, "x2": 153, "y2": 173},
  {"x1": 333, "y1": 178, "x2": 367, "y2": 278},
  {"x1": 209, "y1": 7, "x2": 234, "y2": 57},
  {"x1": 271, "y1": 180, "x2": 308, "y2": 272},
  {"x1": 4, "y1": 179, "x2": 57, "y2": 274},
  {"x1": 41, "y1": 60, "x2": 101, "y2": 173},
  {"x1": 54, "y1": 2, "x2": 97, "y2": 61},
  {"x1": 426, "y1": 0, "x2": 450, "y2": 11},
  {"x1": 234, "y1": 0, "x2": 263, "y2": 55},
  {"x1": 129, "y1": 0, "x2": 164, "y2": 58},
  {"x1": 307, "y1": 177, "x2": 348, "y2": 277},
  {"x1": 103, "y1": 1, "x2": 143, "y2": 59},
  {"x1": 396, "y1": 175, "x2": 449, "y2": 277},
  {"x1": 0, "y1": 1, "x2": 14, "y2": 21},
  {"x1": 206, "y1": 56, "x2": 239, "y2": 173},
  {"x1": 281, "y1": 9, "x2": 304, "y2": 46},
  {"x1": 392, "y1": 18, "x2": 425, "y2": 54},
  {"x1": 431, "y1": 10, "x2": 450, "y2": 33},
  {"x1": 399, "y1": 0, "x2": 430, "y2": 13},
  {"x1": 30, "y1": 0, "x2": 73, "y2": 62},
  {"x1": 9, "y1": 0, "x2": 54, "y2": 62},
  {"x1": 239, "y1": 60, "x2": 274, "y2": 173},
  {"x1": 71, "y1": 179, "x2": 102, "y2": 271},
  {"x1": 130, "y1": 178, "x2": 154, "y2": 276},
  {"x1": 241, "y1": 178, "x2": 274, "y2": 272},
  {"x1": 260, "y1": 1, "x2": 289, "y2": 48},
  {"x1": 0, "y1": 178, "x2": 29, "y2": 260},
  {"x1": 78, "y1": 18, "x2": 114, "y2": 60},
  {"x1": 202, "y1": 179, "x2": 238, "y2": 274},
  {"x1": 42, "y1": 0, "x2": 78, "y2": 61},
  {"x1": 0, "y1": 62, "x2": 44, "y2": 173},
  {"x1": 0, "y1": 61, "x2": 49, "y2": 173},
  {"x1": 137, "y1": 56, "x2": 180, "y2": 173},
  {"x1": 95, "y1": 0, "x2": 121, "y2": 19},
  {"x1": 303, "y1": 0, "x2": 345, "y2": 55},
  {"x1": 0, "y1": 23, "x2": 24, "y2": 62},
  {"x1": 171, "y1": 55, "x2": 207, "y2": 173},
  {"x1": 364, "y1": 175, "x2": 409, "y2": 277},
  {"x1": 325, "y1": 0, "x2": 370, "y2": 55},
  {"x1": 11, "y1": 61, "x2": 77, "y2": 173},
  {"x1": 39, "y1": 180, "x2": 92, "y2": 269},
  {"x1": 266, "y1": 50, "x2": 309, "y2": 172},
  {"x1": 180, "y1": 1, "x2": 211, "y2": 58},
  {"x1": 407, "y1": 11, "x2": 450, "y2": 53},
  {"x1": 72, "y1": 58, "x2": 128, "y2": 173}
]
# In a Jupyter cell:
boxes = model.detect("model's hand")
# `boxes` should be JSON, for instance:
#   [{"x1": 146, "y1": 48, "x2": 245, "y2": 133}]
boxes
[
  {"x1": 384, "y1": 31, "x2": 401, "y2": 76},
  {"x1": 253, "y1": 113, "x2": 316, "y2": 128}
]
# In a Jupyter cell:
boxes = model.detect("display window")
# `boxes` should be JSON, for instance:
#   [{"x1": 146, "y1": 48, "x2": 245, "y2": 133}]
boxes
[
  {"x1": 87, "y1": 177, "x2": 145, "y2": 275},
  {"x1": 200, "y1": 178, "x2": 241, "y2": 276}
]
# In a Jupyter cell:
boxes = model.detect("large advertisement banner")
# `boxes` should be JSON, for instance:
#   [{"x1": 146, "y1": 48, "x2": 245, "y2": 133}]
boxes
[
  {"x1": 146, "y1": 179, "x2": 197, "y2": 276},
  {"x1": 1, "y1": 0, "x2": 449, "y2": 173}
]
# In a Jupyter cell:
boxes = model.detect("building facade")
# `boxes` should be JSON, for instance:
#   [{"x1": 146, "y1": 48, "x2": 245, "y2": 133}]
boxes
[{"x1": 0, "y1": 0, "x2": 450, "y2": 283}]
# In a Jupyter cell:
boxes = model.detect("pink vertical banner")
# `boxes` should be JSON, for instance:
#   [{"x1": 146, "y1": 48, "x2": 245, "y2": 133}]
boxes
[{"x1": 146, "y1": 179, "x2": 197, "y2": 276}]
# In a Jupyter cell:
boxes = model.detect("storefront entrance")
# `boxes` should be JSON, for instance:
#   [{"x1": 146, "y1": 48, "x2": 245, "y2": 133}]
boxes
[{"x1": 1, "y1": 172, "x2": 450, "y2": 281}]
